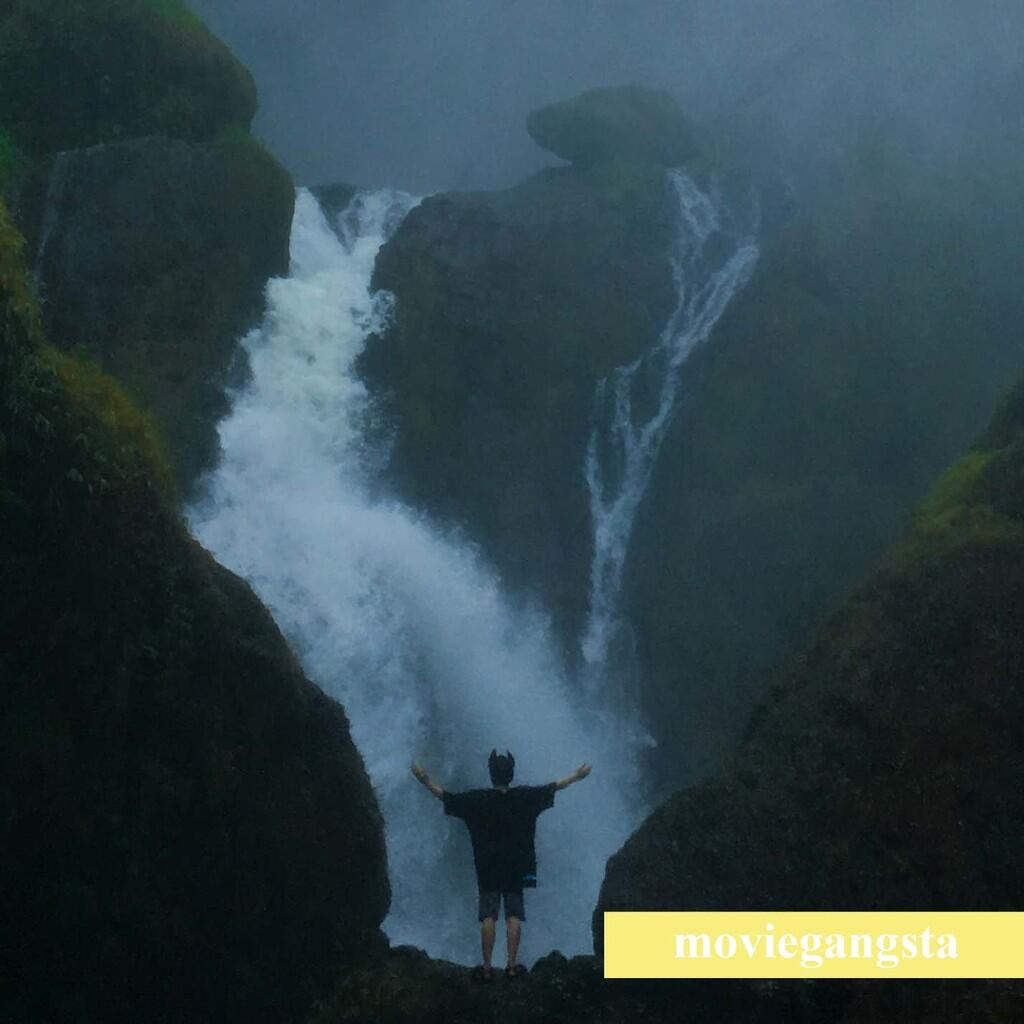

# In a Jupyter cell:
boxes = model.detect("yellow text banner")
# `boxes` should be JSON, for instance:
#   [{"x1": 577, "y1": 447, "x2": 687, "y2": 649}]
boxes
[{"x1": 604, "y1": 912, "x2": 1024, "y2": 979}]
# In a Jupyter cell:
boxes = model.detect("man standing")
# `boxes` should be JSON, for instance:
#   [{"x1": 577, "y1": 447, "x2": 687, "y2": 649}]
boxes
[{"x1": 411, "y1": 750, "x2": 591, "y2": 979}]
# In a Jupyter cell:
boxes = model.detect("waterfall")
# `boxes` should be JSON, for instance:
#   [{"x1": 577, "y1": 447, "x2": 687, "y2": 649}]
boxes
[
  {"x1": 581, "y1": 170, "x2": 759, "y2": 681},
  {"x1": 33, "y1": 150, "x2": 71, "y2": 287},
  {"x1": 188, "y1": 188, "x2": 645, "y2": 964}
]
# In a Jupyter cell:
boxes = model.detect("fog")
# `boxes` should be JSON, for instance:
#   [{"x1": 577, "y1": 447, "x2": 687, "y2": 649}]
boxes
[{"x1": 188, "y1": 0, "x2": 1022, "y2": 193}]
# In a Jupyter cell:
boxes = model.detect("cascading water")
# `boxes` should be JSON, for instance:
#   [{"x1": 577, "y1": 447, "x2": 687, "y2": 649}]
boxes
[
  {"x1": 190, "y1": 170, "x2": 755, "y2": 964},
  {"x1": 581, "y1": 170, "x2": 759, "y2": 681},
  {"x1": 188, "y1": 188, "x2": 645, "y2": 964},
  {"x1": 33, "y1": 150, "x2": 70, "y2": 286}
]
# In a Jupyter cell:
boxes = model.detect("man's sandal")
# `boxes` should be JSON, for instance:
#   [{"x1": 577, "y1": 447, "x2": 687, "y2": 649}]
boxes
[
  {"x1": 471, "y1": 965, "x2": 495, "y2": 983},
  {"x1": 504, "y1": 963, "x2": 527, "y2": 979}
]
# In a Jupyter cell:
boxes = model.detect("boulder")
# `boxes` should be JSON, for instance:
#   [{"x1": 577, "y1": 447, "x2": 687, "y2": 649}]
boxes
[
  {"x1": 0, "y1": 0, "x2": 256, "y2": 154},
  {"x1": 526, "y1": 85, "x2": 696, "y2": 168},
  {"x1": 34, "y1": 133, "x2": 293, "y2": 489}
]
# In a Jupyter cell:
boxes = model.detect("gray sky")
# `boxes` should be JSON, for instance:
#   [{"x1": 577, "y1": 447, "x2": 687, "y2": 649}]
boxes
[{"x1": 188, "y1": 0, "x2": 1023, "y2": 193}]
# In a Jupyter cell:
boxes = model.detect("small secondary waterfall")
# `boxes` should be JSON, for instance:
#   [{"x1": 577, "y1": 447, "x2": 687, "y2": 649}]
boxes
[
  {"x1": 581, "y1": 170, "x2": 759, "y2": 679},
  {"x1": 33, "y1": 150, "x2": 71, "y2": 286},
  {"x1": 189, "y1": 189, "x2": 645, "y2": 964}
]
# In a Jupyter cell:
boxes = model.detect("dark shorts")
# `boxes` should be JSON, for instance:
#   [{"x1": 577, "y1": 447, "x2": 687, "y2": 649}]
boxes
[{"x1": 478, "y1": 887, "x2": 525, "y2": 922}]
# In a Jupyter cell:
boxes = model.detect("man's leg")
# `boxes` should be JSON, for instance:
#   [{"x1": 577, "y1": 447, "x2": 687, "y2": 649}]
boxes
[
  {"x1": 478, "y1": 890, "x2": 500, "y2": 970},
  {"x1": 505, "y1": 915, "x2": 522, "y2": 968},
  {"x1": 504, "y1": 889, "x2": 525, "y2": 969},
  {"x1": 481, "y1": 916, "x2": 496, "y2": 969}
]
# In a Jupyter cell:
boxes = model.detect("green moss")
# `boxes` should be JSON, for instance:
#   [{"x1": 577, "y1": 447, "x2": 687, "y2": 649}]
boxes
[
  {"x1": 2, "y1": 196, "x2": 172, "y2": 508},
  {"x1": 33, "y1": 131, "x2": 292, "y2": 490},
  {"x1": 40, "y1": 346, "x2": 175, "y2": 500},
  {"x1": 618, "y1": 127, "x2": 1024, "y2": 780},
  {"x1": 893, "y1": 503, "x2": 1024, "y2": 568},
  {"x1": 215, "y1": 121, "x2": 279, "y2": 166},
  {"x1": 0, "y1": 197, "x2": 40, "y2": 395},
  {"x1": 0, "y1": 0, "x2": 257, "y2": 153},
  {"x1": 0, "y1": 198, "x2": 39, "y2": 333},
  {"x1": 888, "y1": 437, "x2": 1024, "y2": 569},
  {"x1": 913, "y1": 450, "x2": 994, "y2": 523},
  {"x1": 140, "y1": 0, "x2": 205, "y2": 30}
]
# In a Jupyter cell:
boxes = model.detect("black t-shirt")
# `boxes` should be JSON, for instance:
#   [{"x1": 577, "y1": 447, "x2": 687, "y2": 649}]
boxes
[{"x1": 443, "y1": 784, "x2": 556, "y2": 891}]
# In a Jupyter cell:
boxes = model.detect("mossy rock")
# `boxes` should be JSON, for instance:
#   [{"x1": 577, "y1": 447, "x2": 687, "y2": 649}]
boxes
[
  {"x1": 0, "y1": 0, "x2": 256, "y2": 154},
  {"x1": 0, "y1": 193, "x2": 39, "y2": 391},
  {"x1": 526, "y1": 84, "x2": 696, "y2": 168},
  {"x1": 594, "y1": 366, "x2": 1024, "y2": 1020},
  {"x1": 35, "y1": 133, "x2": 293, "y2": 489},
  {"x1": 1, "y1": 199, "x2": 389, "y2": 1024}
]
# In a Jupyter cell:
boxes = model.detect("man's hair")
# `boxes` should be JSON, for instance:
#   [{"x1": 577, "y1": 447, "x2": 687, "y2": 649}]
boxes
[{"x1": 488, "y1": 749, "x2": 515, "y2": 787}]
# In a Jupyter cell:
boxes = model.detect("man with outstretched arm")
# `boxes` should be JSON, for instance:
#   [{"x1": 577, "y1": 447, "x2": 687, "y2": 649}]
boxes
[{"x1": 411, "y1": 750, "x2": 592, "y2": 980}]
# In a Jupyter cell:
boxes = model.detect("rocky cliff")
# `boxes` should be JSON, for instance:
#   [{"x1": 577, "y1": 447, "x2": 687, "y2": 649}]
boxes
[
  {"x1": 0, "y1": 2, "x2": 391, "y2": 1018},
  {"x1": 366, "y1": 94, "x2": 1024, "y2": 785},
  {"x1": 624, "y1": 137, "x2": 1024, "y2": 782},
  {"x1": 0, "y1": 0, "x2": 293, "y2": 491},
  {"x1": 594, "y1": 371, "x2": 1024, "y2": 1019},
  {"x1": 1, "y1": 197, "x2": 389, "y2": 1023},
  {"x1": 366, "y1": 127, "x2": 678, "y2": 642},
  {"x1": 34, "y1": 133, "x2": 292, "y2": 486}
]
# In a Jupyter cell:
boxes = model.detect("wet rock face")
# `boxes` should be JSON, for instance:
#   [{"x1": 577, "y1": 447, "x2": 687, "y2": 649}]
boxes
[
  {"x1": 35, "y1": 134, "x2": 293, "y2": 490},
  {"x1": 365, "y1": 162, "x2": 677, "y2": 645},
  {"x1": 526, "y1": 85, "x2": 697, "y2": 168}
]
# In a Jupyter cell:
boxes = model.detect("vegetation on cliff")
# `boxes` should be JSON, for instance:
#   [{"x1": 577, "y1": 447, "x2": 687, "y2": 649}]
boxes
[
  {"x1": 0, "y1": 0, "x2": 256, "y2": 154},
  {"x1": 595, "y1": 365, "x2": 1024, "y2": 1018},
  {"x1": 1, "y1": 200, "x2": 389, "y2": 1023},
  {"x1": 35, "y1": 132, "x2": 293, "y2": 486},
  {"x1": 0, "y1": 0, "x2": 293, "y2": 491}
]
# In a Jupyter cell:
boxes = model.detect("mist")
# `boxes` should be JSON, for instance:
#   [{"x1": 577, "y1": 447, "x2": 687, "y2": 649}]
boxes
[{"x1": 188, "y1": 0, "x2": 1023, "y2": 193}]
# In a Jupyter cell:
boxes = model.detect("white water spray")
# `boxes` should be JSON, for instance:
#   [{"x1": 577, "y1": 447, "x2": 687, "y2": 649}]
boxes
[
  {"x1": 189, "y1": 189, "x2": 645, "y2": 964},
  {"x1": 582, "y1": 171, "x2": 759, "y2": 678}
]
